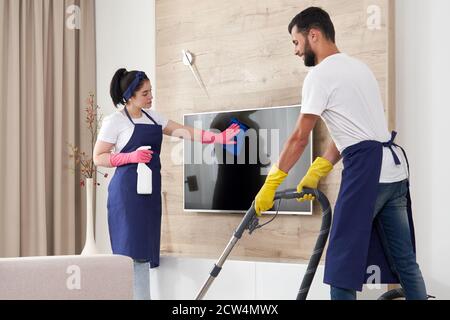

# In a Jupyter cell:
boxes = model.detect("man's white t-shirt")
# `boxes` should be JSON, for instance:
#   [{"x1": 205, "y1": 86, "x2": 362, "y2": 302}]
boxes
[
  {"x1": 98, "y1": 108, "x2": 168, "y2": 153},
  {"x1": 301, "y1": 53, "x2": 408, "y2": 183}
]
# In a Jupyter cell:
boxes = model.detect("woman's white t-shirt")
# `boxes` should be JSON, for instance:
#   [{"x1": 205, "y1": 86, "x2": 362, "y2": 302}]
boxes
[
  {"x1": 301, "y1": 53, "x2": 408, "y2": 183},
  {"x1": 97, "y1": 108, "x2": 168, "y2": 152}
]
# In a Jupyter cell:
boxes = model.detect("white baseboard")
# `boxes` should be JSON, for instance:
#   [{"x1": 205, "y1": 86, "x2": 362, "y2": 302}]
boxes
[{"x1": 150, "y1": 256, "x2": 387, "y2": 300}]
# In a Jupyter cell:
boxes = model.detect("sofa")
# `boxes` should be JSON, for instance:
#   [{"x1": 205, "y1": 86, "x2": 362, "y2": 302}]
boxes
[{"x1": 0, "y1": 254, "x2": 133, "y2": 300}]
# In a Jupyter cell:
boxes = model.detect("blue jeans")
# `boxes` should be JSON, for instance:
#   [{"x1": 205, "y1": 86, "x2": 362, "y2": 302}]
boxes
[
  {"x1": 331, "y1": 180, "x2": 427, "y2": 300},
  {"x1": 133, "y1": 260, "x2": 151, "y2": 300}
]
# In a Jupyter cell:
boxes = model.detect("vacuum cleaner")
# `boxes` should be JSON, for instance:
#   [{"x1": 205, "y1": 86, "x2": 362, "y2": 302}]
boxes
[{"x1": 195, "y1": 187, "x2": 415, "y2": 300}]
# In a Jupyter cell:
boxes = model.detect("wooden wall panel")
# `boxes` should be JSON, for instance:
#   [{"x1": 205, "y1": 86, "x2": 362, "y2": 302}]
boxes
[{"x1": 156, "y1": 0, "x2": 395, "y2": 263}]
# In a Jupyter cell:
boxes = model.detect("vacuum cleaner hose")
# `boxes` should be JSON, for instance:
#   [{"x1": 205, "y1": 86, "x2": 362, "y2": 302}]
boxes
[{"x1": 274, "y1": 188, "x2": 332, "y2": 300}]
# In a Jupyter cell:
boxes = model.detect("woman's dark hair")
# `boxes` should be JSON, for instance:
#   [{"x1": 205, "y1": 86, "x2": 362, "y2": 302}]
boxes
[
  {"x1": 110, "y1": 69, "x2": 149, "y2": 107},
  {"x1": 288, "y1": 7, "x2": 335, "y2": 43}
]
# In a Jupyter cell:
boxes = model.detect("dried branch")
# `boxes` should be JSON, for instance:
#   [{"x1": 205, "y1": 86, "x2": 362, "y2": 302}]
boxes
[{"x1": 68, "y1": 93, "x2": 108, "y2": 187}]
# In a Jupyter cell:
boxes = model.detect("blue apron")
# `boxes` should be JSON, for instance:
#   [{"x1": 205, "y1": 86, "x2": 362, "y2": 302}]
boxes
[
  {"x1": 323, "y1": 131, "x2": 416, "y2": 291},
  {"x1": 107, "y1": 108, "x2": 163, "y2": 268}
]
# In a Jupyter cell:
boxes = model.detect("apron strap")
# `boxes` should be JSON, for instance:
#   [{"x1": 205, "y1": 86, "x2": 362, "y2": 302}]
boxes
[
  {"x1": 395, "y1": 144, "x2": 411, "y2": 182},
  {"x1": 382, "y1": 131, "x2": 401, "y2": 165},
  {"x1": 142, "y1": 110, "x2": 158, "y2": 125},
  {"x1": 123, "y1": 108, "x2": 158, "y2": 126},
  {"x1": 124, "y1": 107, "x2": 135, "y2": 125}
]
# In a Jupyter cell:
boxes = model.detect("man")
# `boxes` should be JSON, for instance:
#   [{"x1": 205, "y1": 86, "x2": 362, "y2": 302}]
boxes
[{"x1": 254, "y1": 7, "x2": 427, "y2": 300}]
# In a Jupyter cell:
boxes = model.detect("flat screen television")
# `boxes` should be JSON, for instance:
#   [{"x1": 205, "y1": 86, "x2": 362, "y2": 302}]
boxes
[{"x1": 183, "y1": 105, "x2": 312, "y2": 215}]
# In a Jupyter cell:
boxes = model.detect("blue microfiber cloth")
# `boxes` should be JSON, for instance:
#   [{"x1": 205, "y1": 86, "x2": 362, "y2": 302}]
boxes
[{"x1": 224, "y1": 118, "x2": 249, "y2": 156}]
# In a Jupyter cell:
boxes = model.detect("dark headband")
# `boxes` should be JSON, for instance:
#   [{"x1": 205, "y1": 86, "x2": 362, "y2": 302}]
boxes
[{"x1": 122, "y1": 71, "x2": 147, "y2": 101}]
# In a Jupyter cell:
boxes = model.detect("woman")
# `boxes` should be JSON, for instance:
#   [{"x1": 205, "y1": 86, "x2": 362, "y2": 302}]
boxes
[{"x1": 93, "y1": 69, "x2": 239, "y2": 300}]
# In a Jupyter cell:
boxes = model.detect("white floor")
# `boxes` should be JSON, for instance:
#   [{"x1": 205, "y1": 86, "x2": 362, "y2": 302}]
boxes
[{"x1": 150, "y1": 256, "x2": 387, "y2": 300}]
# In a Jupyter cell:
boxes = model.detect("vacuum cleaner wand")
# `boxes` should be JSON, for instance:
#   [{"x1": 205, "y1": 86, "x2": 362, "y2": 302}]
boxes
[{"x1": 195, "y1": 187, "x2": 330, "y2": 300}]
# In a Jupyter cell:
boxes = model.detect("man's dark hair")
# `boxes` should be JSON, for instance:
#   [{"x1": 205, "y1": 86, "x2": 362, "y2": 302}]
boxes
[{"x1": 288, "y1": 7, "x2": 335, "y2": 43}]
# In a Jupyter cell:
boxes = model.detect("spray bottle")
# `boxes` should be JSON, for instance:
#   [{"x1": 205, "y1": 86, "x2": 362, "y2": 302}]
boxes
[{"x1": 137, "y1": 146, "x2": 152, "y2": 195}]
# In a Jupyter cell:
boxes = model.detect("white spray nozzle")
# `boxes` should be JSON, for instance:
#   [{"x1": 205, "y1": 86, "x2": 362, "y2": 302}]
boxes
[{"x1": 137, "y1": 146, "x2": 152, "y2": 151}]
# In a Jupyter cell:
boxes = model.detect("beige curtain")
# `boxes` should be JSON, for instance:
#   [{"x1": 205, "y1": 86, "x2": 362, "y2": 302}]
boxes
[{"x1": 0, "y1": 0, "x2": 96, "y2": 257}]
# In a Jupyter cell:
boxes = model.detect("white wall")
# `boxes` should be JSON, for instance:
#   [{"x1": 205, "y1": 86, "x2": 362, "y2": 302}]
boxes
[
  {"x1": 95, "y1": 0, "x2": 156, "y2": 253},
  {"x1": 396, "y1": 0, "x2": 450, "y2": 299}
]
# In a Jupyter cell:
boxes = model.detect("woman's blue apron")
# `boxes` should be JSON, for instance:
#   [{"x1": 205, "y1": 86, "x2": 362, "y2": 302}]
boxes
[
  {"x1": 107, "y1": 108, "x2": 163, "y2": 268},
  {"x1": 324, "y1": 131, "x2": 416, "y2": 291}
]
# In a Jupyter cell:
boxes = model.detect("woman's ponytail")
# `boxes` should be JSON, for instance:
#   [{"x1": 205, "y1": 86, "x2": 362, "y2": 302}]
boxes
[{"x1": 110, "y1": 68, "x2": 128, "y2": 107}]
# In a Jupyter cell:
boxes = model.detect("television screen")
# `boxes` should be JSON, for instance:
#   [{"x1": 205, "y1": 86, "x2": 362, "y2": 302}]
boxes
[{"x1": 183, "y1": 105, "x2": 312, "y2": 215}]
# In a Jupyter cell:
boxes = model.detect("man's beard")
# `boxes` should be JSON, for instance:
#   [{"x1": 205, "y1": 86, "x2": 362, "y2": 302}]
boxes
[{"x1": 303, "y1": 39, "x2": 316, "y2": 67}]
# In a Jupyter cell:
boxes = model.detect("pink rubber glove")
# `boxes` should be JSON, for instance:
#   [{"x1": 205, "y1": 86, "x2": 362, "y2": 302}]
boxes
[
  {"x1": 201, "y1": 123, "x2": 240, "y2": 144},
  {"x1": 109, "y1": 150, "x2": 153, "y2": 167}
]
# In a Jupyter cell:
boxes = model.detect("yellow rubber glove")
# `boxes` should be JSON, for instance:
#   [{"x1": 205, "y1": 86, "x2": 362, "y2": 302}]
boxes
[
  {"x1": 297, "y1": 157, "x2": 333, "y2": 202},
  {"x1": 254, "y1": 165, "x2": 288, "y2": 216}
]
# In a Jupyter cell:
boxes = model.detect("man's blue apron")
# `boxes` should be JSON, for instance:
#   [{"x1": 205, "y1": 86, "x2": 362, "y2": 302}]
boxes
[
  {"x1": 324, "y1": 131, "x2": 416, "y2": 291},
  {"x1": 107, "y1": 108, "x2": 163, "y2": 268}
]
